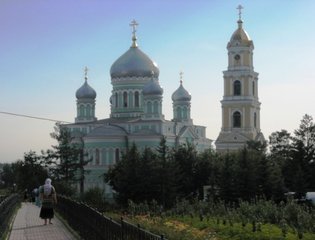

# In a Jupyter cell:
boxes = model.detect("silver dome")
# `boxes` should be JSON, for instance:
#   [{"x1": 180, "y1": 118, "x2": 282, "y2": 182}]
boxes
[
  {"x1": 143, "y1": 79, "x2": 163, "y2": 95},
  {"x1": 172, "y1": 82, "x2": 191, "y2": 102},
  {"x1": 76, "y1": 80, "x2": 96, "y2": 99},
  {"x1": 110, "y1": 47, "x2": 159, "y2": 78}
]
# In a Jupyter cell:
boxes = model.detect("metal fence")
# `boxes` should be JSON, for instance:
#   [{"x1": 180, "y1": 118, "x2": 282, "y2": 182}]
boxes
[
  {"x1": 56, "y1": 196, "x2": 166, "y2": 240},
  {"x1": 0, "y1": 194, "x2": 21, "y2": 239}
]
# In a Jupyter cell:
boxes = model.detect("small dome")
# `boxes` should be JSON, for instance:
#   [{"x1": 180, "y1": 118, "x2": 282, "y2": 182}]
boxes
[
  {"x1": 230, "y1": 23, "x2": 251, "y2": 41},
  {"x1": 76, "y1": 80, "x2": 96, "y2": 99},
  {"x1": 228, "y1": 20, "x2": 252, "y2": 47},
  {"x1": 110, "y1": 47, "x2": 159, "y2": 78},
  {"x1": 172, "y1": 82, "x2": 191, "y2": 102},
  {"x1": 143, "y1": 79, "x2": 163, "y2": 95}
]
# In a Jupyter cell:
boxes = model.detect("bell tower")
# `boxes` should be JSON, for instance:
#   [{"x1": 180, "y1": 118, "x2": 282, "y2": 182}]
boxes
[{"x1": 215, "y1": 5, "x2": 265, "y2": 152}]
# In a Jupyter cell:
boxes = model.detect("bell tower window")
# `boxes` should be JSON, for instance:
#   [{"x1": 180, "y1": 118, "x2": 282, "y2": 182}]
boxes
[
  {"x1": 252, "y1": 81, "x2": 255, "y2": 96},
  {"x1": 254, "y1": 112, "x2": 257, "y2": 128},
  {"x1": 233, "y1": 80, "x2": 241, "y2": 96},
  {"x1": 233, "y1": 111, "x2": 241, "y2": 128}
]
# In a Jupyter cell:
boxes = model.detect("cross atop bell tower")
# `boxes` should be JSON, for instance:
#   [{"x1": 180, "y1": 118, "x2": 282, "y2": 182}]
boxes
[{"x1": 237, "y1": 4, "x2": 243, "y2": 21}]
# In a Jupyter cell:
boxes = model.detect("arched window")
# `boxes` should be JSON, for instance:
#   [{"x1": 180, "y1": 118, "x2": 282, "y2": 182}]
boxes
[
  {"x1": 95, "y1": 149, "x2": 100, "y2": 165},
  {"x1": 153, "y1": 101, "x2": 158, "y2": 113},
  {"x1": 135, "y1": 91, "x2": 139, "y2": 107},
  {"x1": 123, "y1": 92, "x2": 128, "y2": 107},
  {"x1": 79, "y1": 105, "x2": 84, "y2": 117},
  {"x1": 115, "y1": 148, "x2": 120, "y2": 162},
  {"x1": 252, "y1": 81, "x2": 255, "y2": 96},
  {"x1": 115, "y1": 93, "x2": 118, "y2": 108},
  {"x1": 233, "y1": 111, "x2": 241, "y2": 128},
  {"x1": 183, "y1": 107, "x2": 187, "y2": 119},
  {"x1": 254, "y1": 112, "x2": 257, "y2": 128},
  {"x1": 86, "y1": 105, "x2": 91, "y2": 117},
  {"x1": 147, "y1": 102, "x2": 152, "y2": 113},
  {"x1": 176, "y1": 107, "x2": 182, "y2": 119},
  {"x1": 233, "y1": 80, "x2": 241, "y2": 96}
]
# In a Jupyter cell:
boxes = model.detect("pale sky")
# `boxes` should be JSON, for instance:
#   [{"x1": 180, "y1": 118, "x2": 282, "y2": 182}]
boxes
[{"x1": 1, "y1": 0, "x2": 314, "y2": 162}]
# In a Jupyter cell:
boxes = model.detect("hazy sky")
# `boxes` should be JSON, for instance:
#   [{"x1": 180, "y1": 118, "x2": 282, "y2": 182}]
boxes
[{"x1": 1, "y1": 0, "x2": 314, "y2": 162}]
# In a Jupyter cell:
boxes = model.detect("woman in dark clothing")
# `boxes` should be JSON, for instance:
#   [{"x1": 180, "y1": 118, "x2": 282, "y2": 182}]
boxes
[{"x1": 39, "y1": 178, "x2": 57, "y2": 225}]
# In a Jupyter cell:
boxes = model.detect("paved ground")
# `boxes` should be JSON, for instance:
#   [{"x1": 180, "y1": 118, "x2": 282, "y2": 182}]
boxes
[{"x1": 8, "y1": 202, "x2": 78, "y2": 240}]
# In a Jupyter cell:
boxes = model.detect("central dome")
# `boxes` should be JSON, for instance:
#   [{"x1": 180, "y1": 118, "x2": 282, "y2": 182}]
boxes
[{"x1": 110, "y1": 46, "x2": 159, "y2": 78}]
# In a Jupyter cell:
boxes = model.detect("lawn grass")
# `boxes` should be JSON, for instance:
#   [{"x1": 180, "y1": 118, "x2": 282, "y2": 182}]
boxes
[{"x1": 105, "y1": 212, "x2": 315, "y2": 240}]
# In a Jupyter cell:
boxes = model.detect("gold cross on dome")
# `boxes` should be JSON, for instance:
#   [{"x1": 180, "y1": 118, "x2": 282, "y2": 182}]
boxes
[
  {"x1": 237, "y1": 4, "x2": 243, "y2": 20},
  {"x1": 84, "y1": 66, "x2": 89, "y2": 80}
]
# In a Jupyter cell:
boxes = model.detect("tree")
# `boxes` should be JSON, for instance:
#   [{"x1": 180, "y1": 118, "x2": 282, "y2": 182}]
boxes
[
  {"x1": 156, "y1": 137, "x2": 179, "y2": 207},
  {"x1": 172, "y1": 142, "x2": 200, "y2": 200},
  {"x1": 291, "y1": 114, "x2": 315, "y2": 194},
  {"x1": 14, "y1": 151, "x2": 48, "y2": 192},
  {"x1": 45, "y1": 124, "x2": 90, "y2": 195},
  {"x1": 196, "y1": 148, "x2": 222, "y2": 201},
  {"x1": 195, "y1": 148, "x2": 218, "y2": 200},
  {"x1": 106, "y1": 143, "x2": 143, "y2": 205},
  {"x1": 269, "y1": 130, "x2": 292, "y2": 162},
  {"x1": 1, "y1": 163, "x2": 15, "y2": 189}
]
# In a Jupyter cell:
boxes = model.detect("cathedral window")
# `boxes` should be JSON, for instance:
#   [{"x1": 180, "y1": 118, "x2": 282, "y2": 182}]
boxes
[
  {"x1": 183, "y1": 107, "x2": 187, "y2": 119},
  {"x1": 115, "y1": 93, "x2": 118, "y2": 108},
  {"x1": 123, "y1": 92, "x2": 128, "y2": 107},
  {"x1": 95, "y1": 149, "x2": 100, "y2": 165},
  {"x1": 153, "y1": 101, "x2": 158, "y2": 113},
  {"x1": 233, "y1": 111, "x2": 241, "y2": 128},
  {"x1": 79, "y1": 105, "x2": 84, "y2": 117},
  {"x1": 147, "y1": 102, "x2": 152, "y2": 113},
  {"x1": 115, "y1": 148, "x2": 120, "y2": 162},
  {"x1": 254, "y1": 112, "x2": 257, "y2": 128},
  {"x1": 233, "y1": 80, "x2": 241, "y2": 96},
  {"x1": 176, "y1": 107, "x2": 182, "y2": 119},
  {"x1": 102, "y1": 149, "x2": 106, "y2": 165},
  {"x1": 135, "y1": 91, "x2": 139, "y2": 107},
  {"x1": 86, "y1": 105, "x2": 91, "y2": 117}
]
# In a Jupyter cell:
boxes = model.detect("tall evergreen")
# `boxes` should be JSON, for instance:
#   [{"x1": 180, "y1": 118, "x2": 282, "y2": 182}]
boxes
[
  {"x1": 291, "y1": 114, "x2": 315, "y2": 194},
  {"x1": 45, "y1": 124, "x2": 90, "y2": 194}
]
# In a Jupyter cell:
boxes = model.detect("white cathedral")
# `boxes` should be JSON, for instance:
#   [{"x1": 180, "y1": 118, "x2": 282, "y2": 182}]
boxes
[{"x1": 63, "y1": 8, "x2": 264, "y2": 196}]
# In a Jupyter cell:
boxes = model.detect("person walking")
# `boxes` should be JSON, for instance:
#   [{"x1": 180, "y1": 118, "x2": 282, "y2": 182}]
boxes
[
  {"x1": 39, "y1": 178, "x2": 57, "y2": 225},
  {"x1": 33, "y1": 187, "x2": 41, "y2": 207}
]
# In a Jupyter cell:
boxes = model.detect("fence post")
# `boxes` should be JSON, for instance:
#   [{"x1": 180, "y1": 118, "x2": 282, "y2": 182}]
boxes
[
  {"x1": 120, "y1": 216, "x2": 124, "y2": 240},
  {"x1": 161, "y1": 234, "x2": 164, "y2": 240},
  {"x1": 137, "y1": 223, "x2": 141, "y2": 240}
]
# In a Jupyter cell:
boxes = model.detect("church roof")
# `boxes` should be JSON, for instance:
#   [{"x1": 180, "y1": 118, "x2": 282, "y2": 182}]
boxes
[{"x1": 86, "y1": 124, "x2": 127, "y2": 137}]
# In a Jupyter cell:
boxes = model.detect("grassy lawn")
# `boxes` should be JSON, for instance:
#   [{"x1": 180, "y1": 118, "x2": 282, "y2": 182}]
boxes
[{"x1": 106, "y1": 212, "x2": 315, "y2": 240}]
